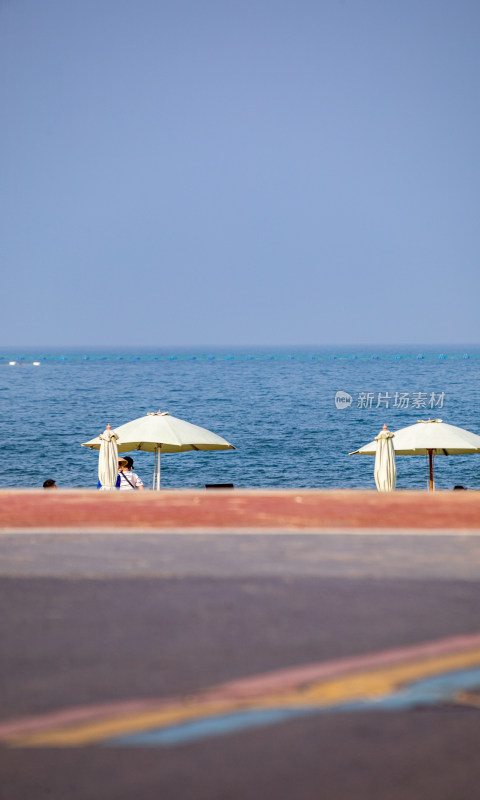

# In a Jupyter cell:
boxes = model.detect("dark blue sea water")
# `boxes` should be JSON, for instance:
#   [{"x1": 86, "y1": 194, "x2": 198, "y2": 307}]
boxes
[{"x1": 1, "y1": 346, "x2": 479, "y2": 490}]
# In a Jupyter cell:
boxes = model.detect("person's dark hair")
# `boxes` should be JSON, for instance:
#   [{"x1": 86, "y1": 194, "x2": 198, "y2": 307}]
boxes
[
  {"x1": 453, "y1": 485, "x2": 467, "y2": 490},
  {"x1": 43, "y1": 479, "x2": 56, "y2": 488},
  {"x1": 122, "y1": 456, "x2": 134, "y2": 469}
]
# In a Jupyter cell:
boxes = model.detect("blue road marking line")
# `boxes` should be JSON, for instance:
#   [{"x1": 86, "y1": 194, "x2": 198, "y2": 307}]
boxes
[{"x1": 103, "y1": 667, "x2": 480, "y2": 747}]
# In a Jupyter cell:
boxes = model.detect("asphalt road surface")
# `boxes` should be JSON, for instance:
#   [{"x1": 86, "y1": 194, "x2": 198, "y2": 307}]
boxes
[{"x1": 1, "y1": 530, "x2": 480, "y2": 800}]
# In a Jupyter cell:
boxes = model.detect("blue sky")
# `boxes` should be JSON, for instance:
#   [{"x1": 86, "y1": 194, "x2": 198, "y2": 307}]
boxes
[{"x1": 1, "y1": 0, "x2": 479, "y2": 346}]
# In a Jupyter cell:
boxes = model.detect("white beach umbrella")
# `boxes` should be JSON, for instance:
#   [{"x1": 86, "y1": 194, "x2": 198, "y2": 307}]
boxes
[
  {"x1": 374, "y1": 425, "x2": 396, "y2": 492},
  {"x1": 97, "y1": 424, "x2": 119, "y2": 491},
  {"x1": 351, "y1": 418, "x2": 480, "y2": 490},
  {"x1": 82, "y1": 410, "x2": 235, "y2": 490}
]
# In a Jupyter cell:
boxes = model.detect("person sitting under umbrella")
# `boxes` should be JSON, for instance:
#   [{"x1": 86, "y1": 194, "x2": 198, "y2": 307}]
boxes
[{"x1": 118, "y1": 456, "x2": 144, "y2": 491}]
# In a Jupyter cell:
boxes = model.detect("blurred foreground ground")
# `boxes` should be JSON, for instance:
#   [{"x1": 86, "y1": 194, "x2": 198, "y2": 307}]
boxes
[{"x1": 1, "y1": 491, "x2": 480, "y2": 799}]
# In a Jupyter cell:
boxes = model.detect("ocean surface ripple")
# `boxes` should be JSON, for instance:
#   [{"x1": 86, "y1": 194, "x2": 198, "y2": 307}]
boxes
[{"x1": 1, "y1": 346, "x2": 479, "y2": 490}]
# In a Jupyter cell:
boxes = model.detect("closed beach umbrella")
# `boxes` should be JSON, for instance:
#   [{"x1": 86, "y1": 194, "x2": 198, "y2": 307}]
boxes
[
  {"x1": 374, "y1": 425, "x2": 396, "y2": 492},
  {"x1": 83, "y1": 410, "x2": 235, "y2": 490},
  {"x1": 351, "y1": 419, "x2": 480, "y2": 490},
  {"x1": 97, "y1": 424, "x2": 119, "y2": 491}
]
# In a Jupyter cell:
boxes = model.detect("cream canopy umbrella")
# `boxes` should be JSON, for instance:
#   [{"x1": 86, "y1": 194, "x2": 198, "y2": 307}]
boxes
[
  {"x1": 351, "y1": 419, "x2": 480, "y2": 490},
  {"x1": 82, "y1": 410, "x2": 235, "y2": 490},
  {"x1": 97, "y1": 424, "x2": 119, "y2": 491},
  {"x1": 374, "y1": 424, "x2": 396, "y2": 492}
]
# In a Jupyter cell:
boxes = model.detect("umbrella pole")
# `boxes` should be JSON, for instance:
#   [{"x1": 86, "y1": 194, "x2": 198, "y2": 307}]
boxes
[
  {"x1": 156, "y1": 445, "x2": 161, "y2": 491},
  {"x1": 428, "y1": 449, "x2": 435, "y2": 491}
]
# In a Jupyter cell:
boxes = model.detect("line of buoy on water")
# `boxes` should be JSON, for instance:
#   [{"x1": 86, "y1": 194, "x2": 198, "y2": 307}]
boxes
[{"x1": 1, "y1": 352, "x2": 477, "y2": 363}]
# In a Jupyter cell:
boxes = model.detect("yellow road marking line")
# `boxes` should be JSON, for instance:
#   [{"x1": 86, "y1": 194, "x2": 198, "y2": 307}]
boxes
[{"x1": 454, "y1": 691, "x2": 480, "y2": 709}]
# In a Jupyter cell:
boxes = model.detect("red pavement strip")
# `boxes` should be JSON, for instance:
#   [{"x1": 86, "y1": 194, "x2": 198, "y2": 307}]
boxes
[{"x1": 0, "y1": 489, "x2": 479, "y2": 531}]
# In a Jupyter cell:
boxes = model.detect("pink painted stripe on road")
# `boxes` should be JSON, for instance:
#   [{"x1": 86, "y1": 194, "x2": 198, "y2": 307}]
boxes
[
  {"x1": 1, "y1": 631, "x2": 480, "y2": 741},
  {"x1": 196, "y1": 631, "x2": 480, "y2": 703},
  {"x1": 0, "y1": 699, "x2": 169, "y2": 740}
]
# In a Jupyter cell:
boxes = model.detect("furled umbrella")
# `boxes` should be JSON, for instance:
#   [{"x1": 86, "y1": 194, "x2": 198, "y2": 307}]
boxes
[
  {"x1": 97, "y1": 424, "x2": 119, "y2": 491},
  {"x1": 82, "y1": 410, "x2": 235, "y2": 490},
  {"x1": 350, "y1": 418, "x2": 480, "y2": 490},
  {"x1": 374, "y1": 424, "x2": 396, "y2": 492}
]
